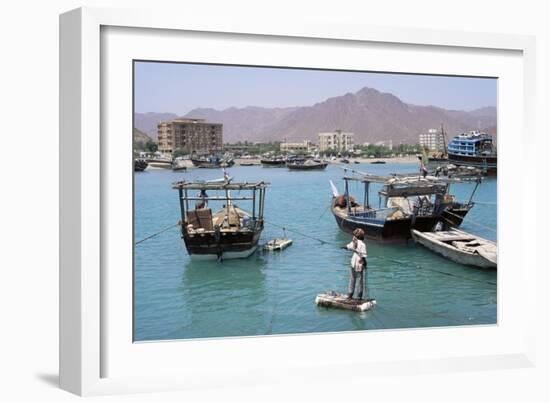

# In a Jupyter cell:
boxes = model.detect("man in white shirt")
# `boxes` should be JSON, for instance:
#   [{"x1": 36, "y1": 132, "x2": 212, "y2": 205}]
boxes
[{"x1": 346, "y1": 228, "x2": 368, "y2": 300}]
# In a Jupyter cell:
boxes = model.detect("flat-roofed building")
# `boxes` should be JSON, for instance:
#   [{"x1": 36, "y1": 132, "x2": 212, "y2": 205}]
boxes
[
  {"x1": 280, "y1": 140, "x2": 313, "y2": 153},
  {"x1": 318, "y1": 130, "x2": 354, "y2": 152},
  {"x1": 419, "y1": 128, "x2": 445, "y2": 152},
  {"x1": 157, "y1": 118, "x2": 223, "y2": 155}
]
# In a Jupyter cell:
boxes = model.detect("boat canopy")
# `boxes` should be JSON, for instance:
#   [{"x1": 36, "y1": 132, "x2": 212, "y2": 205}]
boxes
[{"x1": 172, "y1": 181, "x2": 268, "y2": 191}]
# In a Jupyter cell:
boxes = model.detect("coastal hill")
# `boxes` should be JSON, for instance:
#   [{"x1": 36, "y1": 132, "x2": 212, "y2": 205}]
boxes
[
  {"x1": 134, "y1": 87, "x2": 496, "y2": 144},
  {"x1": 133, "y1": 127, "x2": 153, "y2": 144},
  {"x1": 134, "y1": 112, "x2": 178, "y2": 140}
]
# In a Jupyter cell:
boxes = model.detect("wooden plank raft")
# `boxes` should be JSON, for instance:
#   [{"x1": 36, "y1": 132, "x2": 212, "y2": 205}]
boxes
[
  {"x1": 315, "y1": 291, "x2": 376, "y2": 312},
  {"x1": 264, "y1": 238, "x2": 293, "y2": 251}
]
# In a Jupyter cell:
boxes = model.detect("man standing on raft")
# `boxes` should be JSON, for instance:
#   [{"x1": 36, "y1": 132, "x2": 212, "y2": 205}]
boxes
[{"x1": 345, "y1": 228, "x2": 368, "y2": 300}]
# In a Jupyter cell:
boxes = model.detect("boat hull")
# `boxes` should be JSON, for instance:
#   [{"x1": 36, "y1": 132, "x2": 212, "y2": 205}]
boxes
[
  {"x1": 411, "y1": 229, "x2": 497, "y2": 269},
  {"x1": 331, "y1": 198, "x2": 441, "y2": 242},
  {"x1": 447, "y1": 153, "x2": 497, "y2": 175},
  {"x1": 134, "y1": 160, "x2": 148, "y2": 172},
  {"x1": 287, "y1": 163, "x2": 328, "y2": 170},
  {"x1": 442, "y1": 206, "x2": 471, "y2": 227},
  {"x1": 147, "y1": 160, "x2": 172, "y2": 169},
  {"x1": 183, "y1": 227, "x2": 262, "y2": 259},
  {"x1": 261, "y1": 159, "x2": 286, "y2": 167},
  {"x1": 191, "y1": 159, "x2": 235, "y2": 168}
]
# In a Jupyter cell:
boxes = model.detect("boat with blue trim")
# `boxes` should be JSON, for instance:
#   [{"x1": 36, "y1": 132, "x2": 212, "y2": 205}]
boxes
[
  {"x1": 447, "y1": 131, "x2": 497, "y2": 175},
  {"x1": 329, "y1": 171, "x2": 479, "y2": 242}
]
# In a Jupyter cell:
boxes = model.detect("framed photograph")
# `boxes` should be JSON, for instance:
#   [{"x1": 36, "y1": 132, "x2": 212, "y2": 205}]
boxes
[{"x1": 60, "y1": 7, "x2": 537, "y2": 396}]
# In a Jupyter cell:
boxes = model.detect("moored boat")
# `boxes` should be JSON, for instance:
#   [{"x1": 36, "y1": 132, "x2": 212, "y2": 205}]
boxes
[
  {"x1": 329, "y1": 171, "x2": 479, "y2": 242},
  {"x1": 171, "y1": 157, "x2": 188, "y2": 171},
  {"x1": 287, "y1": 159, "x2": 328, "y2": 170},
  {"x1": 146, "y1": 157, "x2": 172, "y2": 169},
  {"x1": 191, "y1": 155, "x2": 235, "y2": 168},
  {"x1": 172, "y1": 179, "x2": 268, "y2": 260},
  {"x1": 447, "y1": 131, "x2": 497, "y2": 175},
  {"x1": 260, "y1": 156, "x2": 287, "y2": 167},
  {"x1": 411, "y1": 228, "x2": 497, "y2": 269},
  {"x1": 134, "y1": 159, "x2": 148, "y2": 172}
]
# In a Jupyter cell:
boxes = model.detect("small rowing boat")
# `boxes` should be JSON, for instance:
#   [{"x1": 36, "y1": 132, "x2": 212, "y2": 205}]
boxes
[
  {"x1": 411, "y1": 228, "x2": 497, "y2": 269},
  {"x1": 315, "y1": 291, "x2": 376, "y2": 312},
  {"x1": 264, "y1": 238, "x2": 293, "y2": 251}
]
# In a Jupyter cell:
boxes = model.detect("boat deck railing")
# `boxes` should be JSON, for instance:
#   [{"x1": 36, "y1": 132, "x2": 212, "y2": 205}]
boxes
[{"x1": 349, "y1": 207, "x2": 399, "y2": 220}]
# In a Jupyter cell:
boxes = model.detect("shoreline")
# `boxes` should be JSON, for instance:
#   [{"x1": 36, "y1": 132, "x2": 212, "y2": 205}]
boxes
[{"x1": 233, "y1": 155, "x2": 419, "y2": 166}]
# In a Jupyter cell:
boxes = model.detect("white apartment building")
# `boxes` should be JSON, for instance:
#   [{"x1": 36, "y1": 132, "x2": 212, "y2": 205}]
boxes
[
  {"x1": 419, "y1": 128, "x2": 446, "y2": 152},
  {"x1": 318, "y1": 130, "x2": 354, "y2": 152}
]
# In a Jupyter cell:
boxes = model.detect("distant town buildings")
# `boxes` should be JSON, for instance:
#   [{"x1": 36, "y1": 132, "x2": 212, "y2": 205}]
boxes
[
  {"x1": 157, "y1": 118, "x2": 223, "y2": 155},
  {"x1": 280, "y1": 140, "x2": 313, "y2": 153},
  {"x1": 373, "y1": 139, "x2": 393, "y2": 150},
  {"x1": 419, "y1": 128, "x2": 445, "y2": 152},
  {"x1": 318, "y1": 130, "x2": 354, "y2": 152}
]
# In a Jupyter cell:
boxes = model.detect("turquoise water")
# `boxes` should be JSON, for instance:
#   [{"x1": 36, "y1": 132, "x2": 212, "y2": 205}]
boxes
[{"x1": 134, "y1": 163, "x2": 497, "y2": 341}]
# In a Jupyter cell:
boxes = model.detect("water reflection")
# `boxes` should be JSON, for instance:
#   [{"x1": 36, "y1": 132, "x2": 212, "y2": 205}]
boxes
[{"x1": 174, "y1": 254, "x2": 269, "y2": 339}]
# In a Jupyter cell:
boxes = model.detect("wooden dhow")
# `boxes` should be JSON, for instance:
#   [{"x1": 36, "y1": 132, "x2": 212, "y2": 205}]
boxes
[
  {"x1": 329, "y1": 169, "x2": 480, "y2": 242},
  {"x1": 172, "y1": 178, "x2": 268, "y2": 260}
]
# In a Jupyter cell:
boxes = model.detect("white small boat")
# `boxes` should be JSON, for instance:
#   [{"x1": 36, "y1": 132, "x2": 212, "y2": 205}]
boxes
[
  {"x1": 315, "y1": 291, "x2": 376, "y2": 312},
  {"x1": 264, "y1": 238, "x2": 292, "y2": 251},
  {"x1": 411, "y1": 228, "x2": 497, "y2": 269}
]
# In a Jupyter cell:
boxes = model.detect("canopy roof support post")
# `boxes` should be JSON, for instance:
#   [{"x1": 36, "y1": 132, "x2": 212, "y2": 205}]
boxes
[
  {"x1": 178, "y1": 188, "x2": 185, "y2": 235},
  {"x1": 184, "y1": 189, "x2": 189, "y2": 217},
  {"x1": 252, "y1": 189, "x2": 256, "y2": 220},
  {"x1": 344, "y1": 179, "x2": 351, "y2": 214}
]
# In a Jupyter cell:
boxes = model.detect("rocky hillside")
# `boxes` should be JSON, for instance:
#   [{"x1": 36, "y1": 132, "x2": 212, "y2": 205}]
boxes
[{"x1": 135, "y1": 87, "x2": 496, "y2": 144}]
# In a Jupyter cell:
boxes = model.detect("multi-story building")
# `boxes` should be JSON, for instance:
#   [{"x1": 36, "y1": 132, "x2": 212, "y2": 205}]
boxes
[
  {"x1": 280, "y1": 140, "x2": 313, "y2": 153},
  {"x1": 157, "y1": 118, "x2": 223, "y2": 155},
  {"x1": 419, "y1": 128, "x2": 446, "y2": 152},
  {"x1": 318, "y1": 130, "x2": 354, "y2": 152}
]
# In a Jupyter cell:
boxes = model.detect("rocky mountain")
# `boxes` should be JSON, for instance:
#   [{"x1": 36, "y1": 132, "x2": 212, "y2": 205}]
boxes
[
  {"x1": 134, "y1": 87, "x2": 496, "y2": 144},
  {"x1": 133, "y1": 127, "x2": 153, "y2": 144}
]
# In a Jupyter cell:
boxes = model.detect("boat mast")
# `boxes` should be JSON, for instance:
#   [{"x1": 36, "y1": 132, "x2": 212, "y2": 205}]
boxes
[
  {"x1": 363, "y1": 181, "x2": 370, "y2": 209},
  {"x1": 441, "y1": 123, "x2": 447, "y2": 156}
]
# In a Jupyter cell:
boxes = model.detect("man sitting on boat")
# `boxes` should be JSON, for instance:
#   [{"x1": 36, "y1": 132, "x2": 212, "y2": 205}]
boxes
[
  {"x1": 345, "y1": 228, "x2": 368, "y2": 300},
  {"x1": 195, "y1": 189, "x2": 208, "y2": 209}
]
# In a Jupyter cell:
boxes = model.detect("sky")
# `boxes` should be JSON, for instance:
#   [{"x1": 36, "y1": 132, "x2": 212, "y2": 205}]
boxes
[{"x1": 134, "y1": 61, "x2": 497, "y2": 115}]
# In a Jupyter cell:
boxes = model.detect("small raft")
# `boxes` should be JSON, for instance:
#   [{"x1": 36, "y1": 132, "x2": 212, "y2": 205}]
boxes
[
  {"x1": 315, "y1": 291, "x2": 376, "y2": 312},
  {"x1": 264, "y1": 238, "x2": 293, "y2": 251}
]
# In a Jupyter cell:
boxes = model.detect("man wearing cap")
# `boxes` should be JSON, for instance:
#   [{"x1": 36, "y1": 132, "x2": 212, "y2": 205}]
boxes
[{"x1": 346, "y1": 228, "x2": 368, "y2": 300}]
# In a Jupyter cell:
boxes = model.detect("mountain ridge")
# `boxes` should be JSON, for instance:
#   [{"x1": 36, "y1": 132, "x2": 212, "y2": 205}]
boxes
[{"x1": 135, "y1": 87, "x2": 496, "y2": 144}]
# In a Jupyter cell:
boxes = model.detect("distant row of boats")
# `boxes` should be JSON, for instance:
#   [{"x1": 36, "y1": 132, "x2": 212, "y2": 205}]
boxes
[{"x1": 134, "y1": 155, "x2": 236, "y2": 171}]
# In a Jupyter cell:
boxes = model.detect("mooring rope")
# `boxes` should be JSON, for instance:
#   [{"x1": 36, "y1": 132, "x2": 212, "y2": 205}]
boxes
[
  {"x1": 264, "y1": 220, "x2": 334, "y2": 245},
  {"x1": 443, "y1": 210, "x2": 497, "y2": 233},
  {"x1": 134, "y1": 222, "x2": 180, "y2": 245},
  {"x1": 378, "y1": 256, "x2": 496, "y2": 285}
]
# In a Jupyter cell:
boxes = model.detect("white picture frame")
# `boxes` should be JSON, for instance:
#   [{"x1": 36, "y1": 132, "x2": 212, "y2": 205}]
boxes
[{"x1": 60, "y1": 6, "x2": 537, "y2": 396}]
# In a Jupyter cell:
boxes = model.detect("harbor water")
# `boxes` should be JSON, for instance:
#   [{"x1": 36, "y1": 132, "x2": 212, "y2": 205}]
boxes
[{"x1": 134, "y1": 163, "x2": 497, "y2": 341}]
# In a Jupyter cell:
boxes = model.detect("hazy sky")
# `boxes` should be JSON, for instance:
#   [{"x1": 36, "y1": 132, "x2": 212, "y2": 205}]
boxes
[{"x1": 134, "y1": 61, "x2": 497, "y2": 115}]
